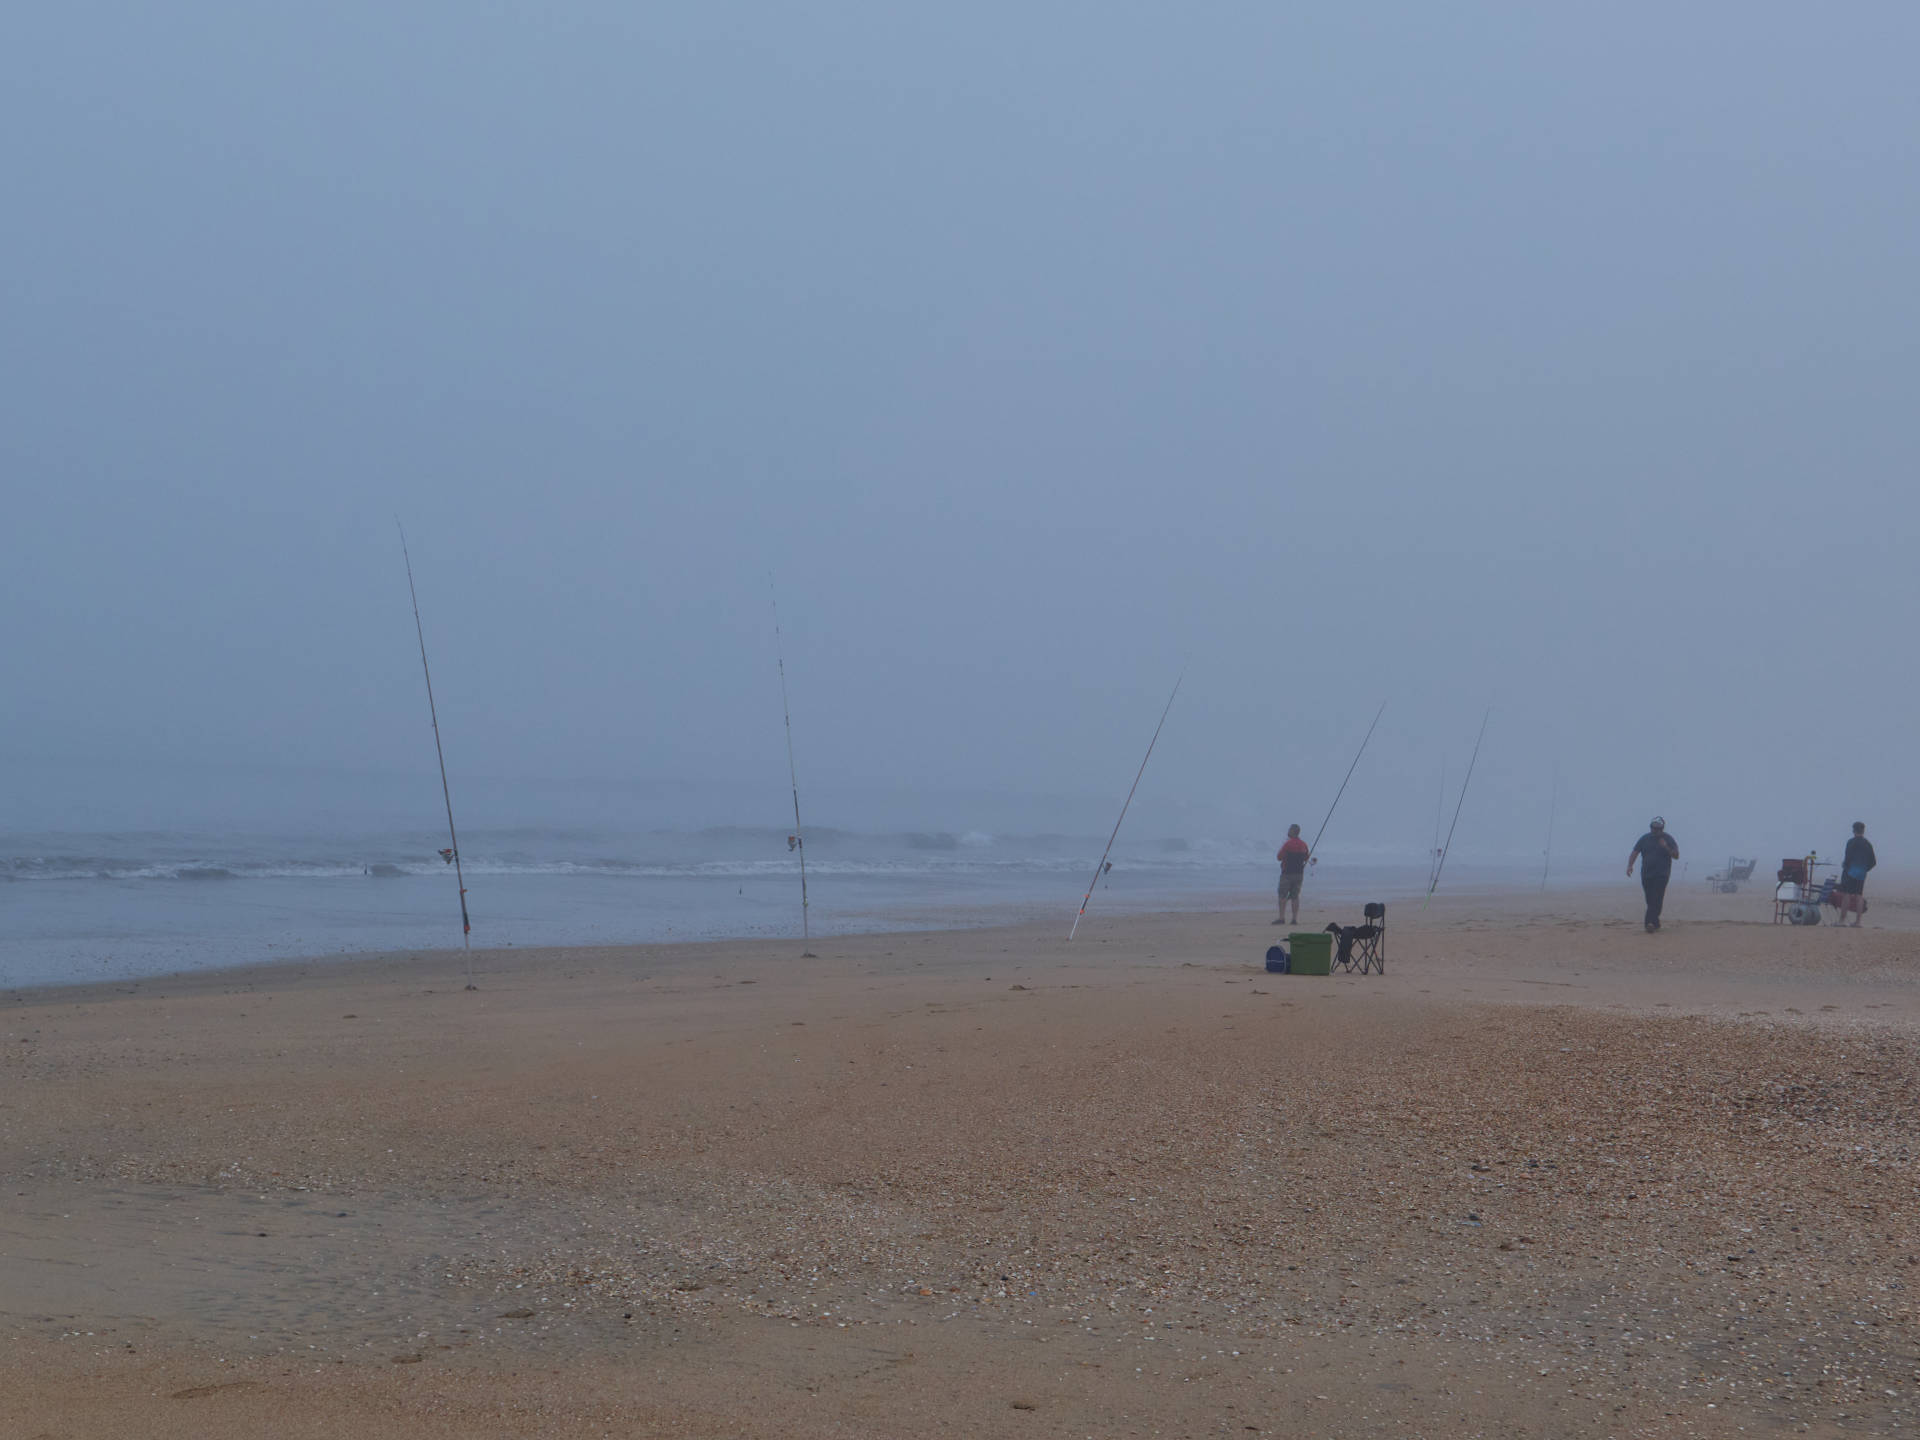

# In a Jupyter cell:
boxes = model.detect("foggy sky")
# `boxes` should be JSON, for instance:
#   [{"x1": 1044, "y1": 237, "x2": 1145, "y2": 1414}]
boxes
[{"x1": 4, "y1": 3, "x2": 1917, "y2": 868}]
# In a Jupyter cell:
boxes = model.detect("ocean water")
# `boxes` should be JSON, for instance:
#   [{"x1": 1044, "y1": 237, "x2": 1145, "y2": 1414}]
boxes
[{"x1": 0, "y1": 826, "x2": 1559, "y2": 989}]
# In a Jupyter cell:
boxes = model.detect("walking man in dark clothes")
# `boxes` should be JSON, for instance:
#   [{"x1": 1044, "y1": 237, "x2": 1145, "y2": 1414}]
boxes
[
  {"x1": 1836, "y1": 821, "x2": 1876, "y2": 927},
  {"x1": 1626, "y1": 817, "x2": 1679, "y2": 933}
]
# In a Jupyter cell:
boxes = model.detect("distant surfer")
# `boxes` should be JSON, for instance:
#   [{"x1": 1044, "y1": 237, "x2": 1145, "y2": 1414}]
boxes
[
  {"x1": 1626, "y1": 817, "x2": 1680, "y2": 933},
  {"x1": 1835, "y1": 821, "x2": 1875, "y2": 927},
  {"x1": 1274, "y1": 824, "x2": 1312, "y2": 926}
]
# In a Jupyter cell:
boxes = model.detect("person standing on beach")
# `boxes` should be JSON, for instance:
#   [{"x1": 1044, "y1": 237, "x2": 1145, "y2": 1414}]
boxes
[
  {"x1": 1836, "y1": 821, "x2": 1876, "y2": 927},
  {"x1": 1626, "y1": 817, "x2": 1680, "y2": 933},
  {"x1": 1274, "y1": 824, "x2": 1311, "y2": 926}
]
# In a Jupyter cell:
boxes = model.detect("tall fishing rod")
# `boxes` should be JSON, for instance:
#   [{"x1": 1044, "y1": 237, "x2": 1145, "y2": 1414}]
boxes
[
  {"x1": 1425, "y1": 707, "x2": 1490, "y2": 906},
  {"x1": 398, "y1": 523, "x2": 474, "y2": 989},
  {"x1": 770, "y1": 581, "x2": 815, "y2": 957},
  {"x1": 1306, "y1": 700, "x2": 1386, "y2": 864},
  {"x1": 1069, "y1": 671, "x2": 1184, "y2": 941},
  {"x1": 1540, "y1": 762, "x2": 1559, "y2": 891}
]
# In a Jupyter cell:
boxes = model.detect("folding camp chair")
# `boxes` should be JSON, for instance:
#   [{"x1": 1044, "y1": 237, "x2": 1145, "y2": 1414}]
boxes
[
  {"x1": 1327, "y1": 903, "x2": 1386, "y2": 975},
  {"x1": 1353, "y1": 902, "x2": 1385, "y2": 973}
]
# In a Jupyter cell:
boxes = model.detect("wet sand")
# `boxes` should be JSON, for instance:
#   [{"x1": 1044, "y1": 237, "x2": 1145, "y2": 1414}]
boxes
[{"x1": 5, "y1": 882, "x2": 1920, "y2": 1437}]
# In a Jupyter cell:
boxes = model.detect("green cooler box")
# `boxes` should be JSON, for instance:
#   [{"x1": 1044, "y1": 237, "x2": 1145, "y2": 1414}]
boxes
[{"x1": 1287, "y1": 931, "x2": 1332, "y2": 976}]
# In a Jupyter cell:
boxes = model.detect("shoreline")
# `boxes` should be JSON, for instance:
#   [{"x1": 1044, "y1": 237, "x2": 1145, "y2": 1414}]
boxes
[
  {"x1": 2, "y1": 875, "x2": 1658, "y2": 1001},
  {"x1": 0, "y1": 838, "x2": 1647, "y2": 992}
]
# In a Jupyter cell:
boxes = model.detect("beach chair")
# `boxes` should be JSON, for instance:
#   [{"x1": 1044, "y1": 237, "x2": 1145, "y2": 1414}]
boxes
[
  {"x1": 1706, "y1": 857, "x2": 1757, "y2": 893},
  {"x1": 1327, "y1": 903, "x2": 1386, "y2": 975},
  {"x1": 1352, "y1": 902, "x2": 1385, "y2": 974}
]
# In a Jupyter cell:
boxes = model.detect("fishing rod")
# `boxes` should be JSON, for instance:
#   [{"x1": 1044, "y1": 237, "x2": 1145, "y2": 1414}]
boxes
[
  {"x1": 398, "y1": 523, "x2": 474, "y2": 989},
  {"x1": 1540, "y1": 762, "x2": 1558, "y2": 891},
  {"x1": 1069, "y1": 670, "x2": 1184, "y2": 941},
  {"x1": 770, "y1": 580, "x2": 815, "y2": 957},
  {"x1": 1306, "y1": 700, "x2": 1386, "y2": 864},
  {"x1": 1425, "y1": 707, "x2": 1490, "y2": 907},
  {"x1": 1428, "y1": 759, "x2": 1447, "y2": 891}
]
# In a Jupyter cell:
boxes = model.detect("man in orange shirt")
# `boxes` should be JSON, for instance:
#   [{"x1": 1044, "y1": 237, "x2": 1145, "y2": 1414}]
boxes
[{"x1": 1274, "y1": 824, "x2": 1312, "y2": 926}]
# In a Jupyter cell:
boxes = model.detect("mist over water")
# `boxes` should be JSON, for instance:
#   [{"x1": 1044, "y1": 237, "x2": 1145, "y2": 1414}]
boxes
[
  {"x1": 0, "y1": 816, "x2": 1614, "y2": 989},
  {"x1": 3, "y1": 745, "x2": 1630, "y2": 989}
]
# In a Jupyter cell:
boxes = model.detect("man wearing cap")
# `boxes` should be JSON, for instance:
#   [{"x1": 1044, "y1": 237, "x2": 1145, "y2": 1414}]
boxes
[{"x1": 1626, "y1": 817, "x2": 1680, "y2": 933}]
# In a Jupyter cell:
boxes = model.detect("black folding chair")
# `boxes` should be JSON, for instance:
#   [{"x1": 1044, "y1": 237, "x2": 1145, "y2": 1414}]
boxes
[
  {"x1": 1327, "y1": 903, "x2": 1386, "y2": 975},
  {"x1": 1352, "y1": 902, "x2": 1385, "y2": 974}
]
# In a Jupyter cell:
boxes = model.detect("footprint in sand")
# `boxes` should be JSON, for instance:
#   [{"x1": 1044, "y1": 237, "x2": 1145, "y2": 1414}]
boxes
[{"x1": 171, "y1": 1381, "x2": 261, "y2": 1401}]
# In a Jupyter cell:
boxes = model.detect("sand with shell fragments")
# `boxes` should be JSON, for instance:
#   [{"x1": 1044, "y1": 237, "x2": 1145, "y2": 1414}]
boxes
[{"x1": 5, "y1": 881, "x2": 1920, "y2": 1438}]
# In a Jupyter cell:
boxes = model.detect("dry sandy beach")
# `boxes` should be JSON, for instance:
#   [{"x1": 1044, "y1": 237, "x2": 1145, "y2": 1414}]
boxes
[{"x1": 5, "y1": 882, "x2": 1920, "y2": 1438}]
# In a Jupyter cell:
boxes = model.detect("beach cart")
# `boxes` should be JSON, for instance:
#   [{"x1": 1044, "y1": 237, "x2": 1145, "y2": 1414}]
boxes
[{"x1": 1773, "y1": 853, "x2": 1835, "y2": 925}]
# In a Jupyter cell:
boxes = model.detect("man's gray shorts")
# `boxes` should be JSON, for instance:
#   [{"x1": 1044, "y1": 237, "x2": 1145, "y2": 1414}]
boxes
[{"x1": 1278, "y1": 873, "x2": 1303, "y2": 901}]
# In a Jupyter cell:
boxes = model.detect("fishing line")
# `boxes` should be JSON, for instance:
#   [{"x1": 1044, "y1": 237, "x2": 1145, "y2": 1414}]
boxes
[
  {"x1": 1069, "y1": 670, "x2": 1184, "y2": 941},
  {"x1": 1306, "y1": 700, "x2": 1386, "y2": 864},
  {"x1": 399, "y1": 522, "x2": 475, "y2": 988},
  {"x1": 1426, "y1": 707, "x2": 1490, "y2": 906},
  {"x1": 770, "y1": 579, "x2": 815, "y2": 956},
  {"x1": 1540, "y1": 762, "x2": 1559, "y2": 891}
]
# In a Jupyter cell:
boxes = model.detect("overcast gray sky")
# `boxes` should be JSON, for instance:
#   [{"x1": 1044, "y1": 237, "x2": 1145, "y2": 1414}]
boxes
[{"x1": 3, "y1": 2, "x2": 1916, "y2": 864}]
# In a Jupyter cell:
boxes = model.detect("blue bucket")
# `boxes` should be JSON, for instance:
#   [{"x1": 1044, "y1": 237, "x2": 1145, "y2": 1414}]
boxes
[{"x1": 1264, "y1": 944, "x2": 1289, "y2": 974}]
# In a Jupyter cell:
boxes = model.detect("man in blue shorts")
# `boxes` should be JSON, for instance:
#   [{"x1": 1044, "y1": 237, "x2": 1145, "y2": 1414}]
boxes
[{"x1": 1835, "y1": 821, "x2": 1876, "y2": 927}]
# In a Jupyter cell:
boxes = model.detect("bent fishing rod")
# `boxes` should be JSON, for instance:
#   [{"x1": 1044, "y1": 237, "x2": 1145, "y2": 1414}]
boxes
[
  {"x1": 1069, "y1": 670, "x2": 1184, "y2": 941},
  {"x1": 770, "y1": 579, "x2": 815, "y2": 956},
  {"x1": 1425, "y1": 707, "x2": 1490, "y2": 907},
  {"x1": 1306, "y1": 700, "x2": 1386, "y2": 864},
  {"x1": 399, "y1": 523, "x2": 475, "y2": 989}
]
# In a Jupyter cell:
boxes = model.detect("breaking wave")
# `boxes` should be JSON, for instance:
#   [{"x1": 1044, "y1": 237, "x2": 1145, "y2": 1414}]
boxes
[{"x1": 2, "y1": 845, "x2": 1263, "y2": 885}]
